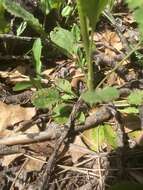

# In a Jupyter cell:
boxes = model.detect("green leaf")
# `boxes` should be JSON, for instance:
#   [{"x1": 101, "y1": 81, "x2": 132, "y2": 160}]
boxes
[
  {"x1": 93, "y1": 124, "x2": 118, "y2": 151},
  {"x1": 126, "y1": 0, "x2": 143, "y2": 9},
  {"x1": 78, "y1": 0, "x2": 108, "y2": 29},
  {"x1": 81, "y1": 87, "x2": 119, "y2": 105},
  {"x1": 77, "y1": 112, "x2": 85, "y2": 124},
  {"x1": 84, "y1": 124, "x2": 118, "y2": 151},
  {"x1": 61, "y1": 94, "x2": 75, "y2": 100},
  {"x1": 53, "y1": 103, "x2": 72, "y2": 124},
  {"x1": 0, "y1": 3, "x2": 10, "y2": 33},
  {"x1": 40, "y1": 0, "x2": 50, "y2": 15},
  {"x1": 55, "y1": 78, "x2": 74, "y2": 95},
  {"x1": 118, "y1": 107, "x2": 139, "y2": 114},
  {"x1": 16, "y1": 21, "x2": 27, "y2": 36},
  {"x1": 32, "y1": 38, "x2": 42, "y2": 75},
  {"x1": 1, "y1": 0, "x2": 45, "y2": 35},
  {"x1": 50, "y1": 27, "x2": 78, "y2": 57},
  {"x1": 61, "y1": 5, "x2": 73, "y2": 17},
  {"x1": 71, "y1": 24, "x2": 81, "y2": 42},
  {"x1": 13, "y1": 81, "x2": 33, "y2": 91},
  {"x1": 128, "y1": 90, "x2": 143, "y2": 105},
  {"x1": 126, "y1": 0, "x2": 143, "y2": 37},
  {"x1": 32, "y1": 88, "x2": 60, "y2": 108}
]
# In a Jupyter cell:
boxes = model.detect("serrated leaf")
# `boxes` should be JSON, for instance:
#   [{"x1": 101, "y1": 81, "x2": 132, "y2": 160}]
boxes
[
  {"x1": 81, "y1": 87, "x2": 119, "y2": 105},
  {"x1": 13, "y1": 81, "x2": 33, "y2": 91},
  {"x1": 32, "y1": 88, "x2": 60, "y2": 108},
  {"x1": 50, "y1": 27, "x2": 78, "y2": 57},
  {"x1": 128, "y1": 90, "x2": 143, "y2": 105},
  {"x1": 32, "y1": 38, "x2": 42, "y2": 75},
  {"x1": 1, "y1": 0, "x2": 45, "y2": 35}
]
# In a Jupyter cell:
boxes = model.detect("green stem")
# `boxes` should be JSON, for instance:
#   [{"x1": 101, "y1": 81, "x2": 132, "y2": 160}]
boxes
[
  {"x1": 76, "y1": 0, "x2": 94, "y2": 91},
  {"x1": 87, "y1": 30, "x2": 94, "y2": 90}
]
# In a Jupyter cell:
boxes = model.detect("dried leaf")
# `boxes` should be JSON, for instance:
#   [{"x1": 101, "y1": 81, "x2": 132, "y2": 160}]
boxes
[{"x1": 0, "y1": 101, "x2": 36, "y2": 131}]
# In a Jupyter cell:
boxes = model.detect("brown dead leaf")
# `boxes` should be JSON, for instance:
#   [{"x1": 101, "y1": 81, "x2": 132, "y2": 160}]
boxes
[
  {"x1": 42, "y1": 68, "x2": 54, "y2": 78},
  {"x1": 24, "y1": 156, "x2": 46, "y2": 172},
  {"x1": 123, "y1": 14, "x2": 134, "y2": 24},
  {"x1": 69, "y1": 136, "x2": 87, "y2": 163},
  {"x1": 123, "y1": 114, "x2": 141, "y2": 133},
  {"x1": 2, "y1": 153, "x2": 23, "y2": 166},
  {"x1": 94, "y1": 30, "x2": 122, "y2": 58},
  {"x1": 0, "y1": 66, "x2": 29, "y2": 84},
  {"x1": 0, "y1": 101, "x2": 36, "y2": 131}
]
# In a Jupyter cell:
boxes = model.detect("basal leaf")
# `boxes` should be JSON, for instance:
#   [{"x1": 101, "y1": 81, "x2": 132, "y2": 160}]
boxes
[
  {"x1": 83, "y1": 124, "x2": 118, "y2": 151},
  {"x1": 128, "y1": 90, "x2": 143, "y2": 105},
  {"x1": 102, "y1": 124, "x2": 118, "y2": 149},
  {"x1": 53, "y1": 103, "x2": 72, "y2": 124},
  {"x1": 32, "y1": 38, "x2": 42, "y2": 75},
  {"x1": 50, "y1": 27, "x2": 78, "y2": 57},
  {"x1": 32, "y1": 88, "x2": 60, "y2": 108},
  {"x1": 2, "y1": 0, "x2": 45, "y2": 35},
  {"x1": 118, "y1": 107, "x2": 139, "y2": 114},
  {"x1": 81, "y1": 87, "x2": 119, "y2": 105},
  {"x1": 13, "y1": 81, "x2": 33, "y2": 91},
  {"x1": 55, "y1": 78, "x2": 75, "y2": 95}
]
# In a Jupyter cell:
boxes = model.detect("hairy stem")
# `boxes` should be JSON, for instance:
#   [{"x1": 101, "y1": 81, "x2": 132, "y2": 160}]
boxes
[{"x1": 76, "y1": 0, "x2": 94, "y2": 91}]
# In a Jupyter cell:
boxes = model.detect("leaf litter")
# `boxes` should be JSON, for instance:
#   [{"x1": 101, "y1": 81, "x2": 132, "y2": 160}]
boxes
[{"x1": 0, "y1": 0, "x2": 143, "y2": 189}]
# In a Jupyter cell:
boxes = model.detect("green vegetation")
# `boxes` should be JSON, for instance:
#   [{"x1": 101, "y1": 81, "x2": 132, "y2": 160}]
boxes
[{"x1": 1, "y1": 0, "x2": 143, "y2": 188}]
